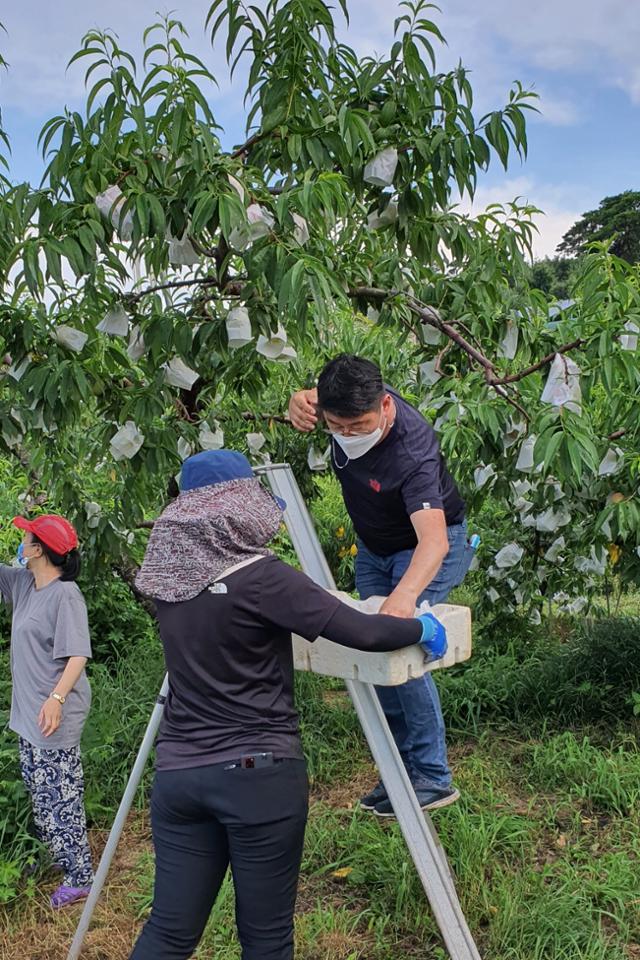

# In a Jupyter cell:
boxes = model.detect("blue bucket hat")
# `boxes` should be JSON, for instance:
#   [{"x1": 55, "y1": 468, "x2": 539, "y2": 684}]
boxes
[{"x1": 180, "y1": 450, "x2": 285, "y2": 510}]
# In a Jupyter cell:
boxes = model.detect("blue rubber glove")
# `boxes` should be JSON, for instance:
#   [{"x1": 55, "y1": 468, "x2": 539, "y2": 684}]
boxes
[{"x1": 417, "y1": 612, "x2": 448, "y2": 662}]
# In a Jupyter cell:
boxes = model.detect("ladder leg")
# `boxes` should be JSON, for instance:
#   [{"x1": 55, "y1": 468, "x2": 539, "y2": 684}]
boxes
[
  {"x1": 423, "y1": 811, "x2": 463, "y2": 894},
  {"x1": 347, "y1": 679, "x2": 481, "y2": 960},
  {"x1": 260, "y1": 464, "x2": 482, "y2": 960},
  {"x1": 66, "y1": 677, "x2": 169, "y2": 960}
]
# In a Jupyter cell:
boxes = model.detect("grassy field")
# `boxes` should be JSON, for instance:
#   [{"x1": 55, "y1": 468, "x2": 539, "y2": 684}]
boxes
[
  {"x1": 2, "y1": 545, "x2": 640, "y2": 959},
  {"x1": 3, "y1": 617, "x2": 640, "y2": 960}
]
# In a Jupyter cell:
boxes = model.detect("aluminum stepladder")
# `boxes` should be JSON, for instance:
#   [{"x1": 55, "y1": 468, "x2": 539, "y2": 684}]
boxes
[
  {"x1": 259, "y1": 465, "x2": 481, "y2": 960},
  {"x1": 67, "y1": 463, "x2": 480, "y2": 960}
]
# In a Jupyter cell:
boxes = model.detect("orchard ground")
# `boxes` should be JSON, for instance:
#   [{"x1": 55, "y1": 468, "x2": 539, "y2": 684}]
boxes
[{"x1": 2, "y1": 550, "x2": 640, "y2": 960}]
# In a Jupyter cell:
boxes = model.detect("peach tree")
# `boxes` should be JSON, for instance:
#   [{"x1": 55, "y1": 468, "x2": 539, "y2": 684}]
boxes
[{"x1": 0, "y1": 1, "x2": 638, "y2": 613}]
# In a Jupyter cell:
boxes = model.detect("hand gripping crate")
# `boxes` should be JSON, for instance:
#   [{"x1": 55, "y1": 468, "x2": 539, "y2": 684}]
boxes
[{"x1": 292, "y1": 591, "x2": 472, "y2": 685}]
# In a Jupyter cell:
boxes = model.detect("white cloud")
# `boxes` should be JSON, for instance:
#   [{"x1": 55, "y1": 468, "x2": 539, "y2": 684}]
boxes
[
  {"x1": 429, "y1": 1, "x2": 640, "y2": 107},
  {"x1": 3, "y1": 0, "x2": 635, "y2": 120},
  {"x1": 473, "y1": 0, "x2": 638, "y2": 77},
  {"x1": 0, "y1": 2, "x2": 231, "y2": 113},
  {"x1": 346, "y1": 0, "x2": 640, "y2": 107},
  {"x1": 459, "y1": 176, "x2": 592, "y2": 259},
  {"x1": 529, "y1": 208, "x2": 582, "y2": 260},
  {"x1": 622, "y1": 66, "x2": 640, "y2": 104},
  {"x1": 532, "y1": 93, "x2": 580, "y2": 127}
]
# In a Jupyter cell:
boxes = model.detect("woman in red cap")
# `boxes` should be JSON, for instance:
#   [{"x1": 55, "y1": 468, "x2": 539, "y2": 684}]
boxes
[{"x1": 0, "y1": 513, "x2": 94, "y2": 908}]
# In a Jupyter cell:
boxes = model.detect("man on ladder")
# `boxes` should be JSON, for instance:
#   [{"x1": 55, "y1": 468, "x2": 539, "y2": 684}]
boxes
[{"x1": 289, "y1": 354, "x2": 473, "y2": 817}]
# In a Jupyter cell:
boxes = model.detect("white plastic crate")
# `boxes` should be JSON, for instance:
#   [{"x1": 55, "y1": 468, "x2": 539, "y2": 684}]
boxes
[{"x1": 293, "y1": 592, "x2": 472, "y2": 685}]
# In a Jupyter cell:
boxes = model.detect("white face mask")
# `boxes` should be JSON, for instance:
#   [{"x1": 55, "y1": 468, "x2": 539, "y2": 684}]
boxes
[{"x1": 332, "y1": 412, "x2": 387, "y2": 464}]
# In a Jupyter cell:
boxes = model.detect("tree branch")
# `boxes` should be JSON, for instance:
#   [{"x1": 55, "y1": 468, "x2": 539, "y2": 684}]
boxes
[
  {"x1": 349, "y1": 286, "x2": 589, "y2": 400},
  {"x1": 126, "y1": 277, "x2": 244, "y2": 303},
  {"x1": 190, "y1": 236, "x2": 218, "y2": 258},
  {"x1": 174, "y1": 398, "x2": 195, "y2": 422},
  {"x1": 492, "y1": 384, "x2": 531, "y2": 422},
  {"x1": 407, "y1": 297, "x2": 496, "y2": 377},
  {"x1": 231, "y1": 130, "x2": 274, "y2": 159},
  {"x1": 349, "y1": 287, "x2": 497, "y2": 376},
  {"x1": 214, "y1": 233, "x2": 230, "y2": 282},
  {"x1": 125, "y1": 277, "x2": 583, "y2": 411},
  {"x1": 223, "y1": 411, "x2": 290, "y2": 424},
  {"x1": 493, "y1": 339, "x2": 585, "y2": 385},
  {"x1": 114, "y1": 560, "x2": 156, "y2": 617},
  {"x1": 349, "y1": 287, "x2": 533, "y2": 418},
  {"x1": 174, "y1": 401, "x2": 290, "y2": 426}
]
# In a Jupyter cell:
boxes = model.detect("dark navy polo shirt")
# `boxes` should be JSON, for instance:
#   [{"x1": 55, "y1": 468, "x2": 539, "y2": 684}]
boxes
[{"x1": 330, "y1": 387, "x2": 465, "y2": 556}]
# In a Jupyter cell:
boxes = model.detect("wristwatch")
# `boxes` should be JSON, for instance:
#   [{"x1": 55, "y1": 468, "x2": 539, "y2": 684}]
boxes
[{"x1": 50, "y1": 692, "x2": 66, "y2": 705}]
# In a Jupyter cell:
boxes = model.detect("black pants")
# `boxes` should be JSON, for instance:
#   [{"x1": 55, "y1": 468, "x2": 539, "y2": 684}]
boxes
[{"x1": 129, "y1": 758, "x2": 308, "y2": 960}]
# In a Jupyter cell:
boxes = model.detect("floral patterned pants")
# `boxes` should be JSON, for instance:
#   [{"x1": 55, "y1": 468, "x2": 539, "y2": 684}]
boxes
[{"x1": 18, "y1": 737, "x2": 94, "y2": 887}]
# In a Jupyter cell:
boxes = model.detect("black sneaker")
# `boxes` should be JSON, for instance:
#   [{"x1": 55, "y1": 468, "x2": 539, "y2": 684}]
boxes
[
  {"x1": 374, "y1": 785, "x2": 460, "y2": 819},
  {"x1": 359, "y1": 781, "x2": 388, "y2": 810}
]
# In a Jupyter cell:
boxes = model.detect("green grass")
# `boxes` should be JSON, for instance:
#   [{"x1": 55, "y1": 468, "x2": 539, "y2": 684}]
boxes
[
  {"x1": 437, "y1": 612, "x2": 640, "y2": 733},
  {"x1": 119, "y1": 728, "x2": 640, "y2": 960},
  {"x1": 81, "y1": 635, "x2": 165, "y2": 818},
  {"x1": 114, "y1": 667, "x2": 640, "y2": 960},
  {"x1": 3, "y1": 590, "x2": 640, "y2": 957}
]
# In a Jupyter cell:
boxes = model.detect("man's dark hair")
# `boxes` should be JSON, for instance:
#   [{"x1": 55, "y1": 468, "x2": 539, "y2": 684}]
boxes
[
  {"x1": 317, "y1": 354, "x2": 385, "y2": 418},
  {"x1": 32, "y1": 534, "x2": 81, "y2": 582}
]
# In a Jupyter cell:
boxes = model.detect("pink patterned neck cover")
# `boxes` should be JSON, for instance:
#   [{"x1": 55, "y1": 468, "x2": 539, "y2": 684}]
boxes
[{"x1": 135, "y1": 478, "x2": 283, "y2": 603}]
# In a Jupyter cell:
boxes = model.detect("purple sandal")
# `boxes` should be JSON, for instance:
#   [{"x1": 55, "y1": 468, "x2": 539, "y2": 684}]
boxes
[{"x1": 50, "y1": 884, "x2": 91, "y2": 909}]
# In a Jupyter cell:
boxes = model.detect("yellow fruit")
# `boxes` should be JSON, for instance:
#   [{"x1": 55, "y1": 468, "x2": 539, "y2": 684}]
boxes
[
  {"x1": 349, "y1": 544, "x2": 358, "y2": 557},
  {"x1": 336, "y1": 526, "x2": 345, "y2": 538},
  {"x1": 607, "y1": 543, "x2": 621, "y2": 566},
  {"x1": 331, "y1": 867, "x2": 353, "y2": 879}
]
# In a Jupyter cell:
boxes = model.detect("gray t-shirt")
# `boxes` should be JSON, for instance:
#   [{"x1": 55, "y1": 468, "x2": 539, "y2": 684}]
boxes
[{"x1": 0, "y1": 566, "x2": 92, "y2": 749}]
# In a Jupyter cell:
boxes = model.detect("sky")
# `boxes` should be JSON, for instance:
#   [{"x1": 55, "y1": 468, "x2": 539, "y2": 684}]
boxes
[{"x1": 0, "y1": 0, "x2": 638, "y2": 259}]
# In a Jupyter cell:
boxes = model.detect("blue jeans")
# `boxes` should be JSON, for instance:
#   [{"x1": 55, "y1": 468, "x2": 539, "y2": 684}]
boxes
[{"x1": 355, "y1": 522, "x2": 471, "y2": 791}]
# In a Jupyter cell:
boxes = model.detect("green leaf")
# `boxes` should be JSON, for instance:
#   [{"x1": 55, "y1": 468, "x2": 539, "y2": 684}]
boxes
[
  {"x1": 44, "y1": 243, "x2": 64, "y2": 286},
  {"x1": 574, "y1": 432, "x2": 600, "y2": 472},
  {"x1": 136, "y1": 195, "x2": 150, "y2": 237},
  {"x1": 485, "y1": 112, "x2": 509, "y2": 169},
  {"x1": 23, "y1": 243, "x2": 43, "y2": 297},
  {"x1": 147, "y1": 195, "x2": 166, "y2": 235},
  {"x1": 78, "y1": 225, "x2": 97, "y2": 258},
  {"x1": 306, "y1": 138, "x2": 326, "y2": 170},
  {"x1": 566, "y1": 437, "x2": 583, "y2": 481},
  {"x1": 191, "y1": 193, "x2": 217, "y2": 235},
  {"x1": 218, "y1": 191, "x2": 245, "y2": 241},
  {"x1": 171, "y1": 103, "x2": 188, "y2": 155},
  {"x1": 287, "y1": 133, "x2": 302, "y2": 162}
]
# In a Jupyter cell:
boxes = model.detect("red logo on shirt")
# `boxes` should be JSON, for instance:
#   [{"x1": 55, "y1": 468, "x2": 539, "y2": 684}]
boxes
[{"x1": 369, "y1": 478, "x2": 381, "y2": 493}]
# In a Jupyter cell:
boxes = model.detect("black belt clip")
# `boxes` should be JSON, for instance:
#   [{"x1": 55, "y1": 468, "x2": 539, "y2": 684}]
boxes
[
  {"x1": 223, "y1": 752, "x2": 278, "y2": 771},
  {"x1": 224, "y1": 753, "x2": 280, "y2": 770},
  {"x1": 241, "y1": 751, "x2": 274, "y2": 769}
]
